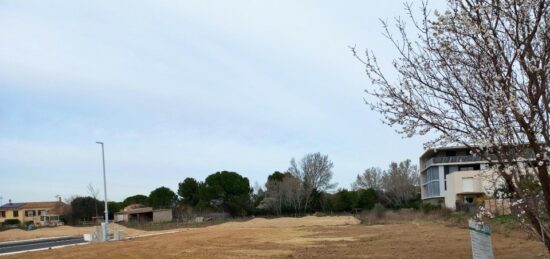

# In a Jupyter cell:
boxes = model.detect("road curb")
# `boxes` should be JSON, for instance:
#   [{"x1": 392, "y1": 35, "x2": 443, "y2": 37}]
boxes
[{"x1": 0, "y1": 241, "x2": 88, "y2": 256}]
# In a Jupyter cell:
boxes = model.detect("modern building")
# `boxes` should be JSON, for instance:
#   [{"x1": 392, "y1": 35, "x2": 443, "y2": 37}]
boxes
[
  {"x1": 114, "y1": 204, "x2": 172, "y2": 223},
  {"x1": 419, "y1": 146, "x2": 500, "y2": 209},
  {"x1": 0, "y1": 199, "x2": 67, "y2": 226}
]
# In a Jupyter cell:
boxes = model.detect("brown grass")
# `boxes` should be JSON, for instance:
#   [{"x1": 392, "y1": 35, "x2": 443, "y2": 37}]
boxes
[
  {"x1": 2, "y1": 215, "x2": 547, "y2": 258},
  {"x1": 357, "y1": 208, "x2": 463, "y2": 225},
  {"x1": 0, "y1": 224, "x2": 172, "y2": 242}
]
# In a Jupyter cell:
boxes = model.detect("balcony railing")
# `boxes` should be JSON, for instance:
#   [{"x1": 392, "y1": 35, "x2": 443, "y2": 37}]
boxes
[
  {"x1": 424, "y1": 155, "x2": 484, "y2": 168},
  {"x1": 423, "y1": 151, "x2": 537, "y2": 170}
]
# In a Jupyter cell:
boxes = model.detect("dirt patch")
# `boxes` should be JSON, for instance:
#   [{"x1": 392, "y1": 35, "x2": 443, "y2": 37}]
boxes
[
  {"x1": 2, "y1": 216, "x2": 547, "y2": 258},
  {"x1": 0, "y1": 224, "x2": 172, "y2": 242},
  {"x1": 210, "y1": 216, "x2": 360, "y2": 229}
]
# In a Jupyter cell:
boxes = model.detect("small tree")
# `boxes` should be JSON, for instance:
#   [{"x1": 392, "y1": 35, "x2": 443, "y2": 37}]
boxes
[
  {"x1": 354, "y1": 160, "x2": 419, "y2": 209},
  {"x1": 200, "y1": 171, "x2": 252, "y2": 216},
  {"x1": 148, "y1": 187, "x2": 177, "y2": 209},
  {"x1": 262, "y1": 171, "x2": 286, "y2": 215},
  {"x1": 281, "y1": 173, "x2": 304, "y2": 214},
  {"x1": 86, "y1": 183, "x2": 100, "y2": 219},
  {"x1": 70, "y1": 196, "x2": 101, "y2": 223},
  {"x1": 380, "y1": 160, "x2": 419, "y2": 208},
  {"x1": 331, "y1": 189, "x2": 356, "y2": 212},
  {"x1": 122, "y1": 194, "x2": 149, "y2": 207},
  {"x1": 178, "y1": 177, "x2": 200, "y2": 207},
  {"x1": 355, "y1": 188, "x2": 378, "y2": 210}
]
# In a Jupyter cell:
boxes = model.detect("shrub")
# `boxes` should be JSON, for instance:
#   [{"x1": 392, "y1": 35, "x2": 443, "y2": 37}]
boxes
[
  {"x1": 3, "y1": 219, "x2": 21, "y2": 226},
  {"x1": 420, "y1": 203, "x2": 441, "y2": 213},
  {"x1": 373, "y1": 203, "x2": 385, "y2": 219},
  {"x1": 491, "y1": 215, "x2": 517, "y2": 225}
]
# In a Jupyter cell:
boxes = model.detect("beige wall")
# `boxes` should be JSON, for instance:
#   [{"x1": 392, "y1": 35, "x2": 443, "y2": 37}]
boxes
[
  {"x1": 114, "y1": 213, "x2": 129, "y2": 223},
  {"x1": 443, "y1": 169, "x2": 495, "y2": 208},
  {"x1": 0, "y1": 209, "x2": 49, "y2": 224},
  {"x1": 153, "y1": 210, "x2": 172, "y2": 223}
]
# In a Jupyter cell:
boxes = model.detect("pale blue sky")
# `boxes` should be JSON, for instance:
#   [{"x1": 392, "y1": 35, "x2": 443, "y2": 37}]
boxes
[{"x1": 0, "y1": 1, "x2": 443, "y2": 202}]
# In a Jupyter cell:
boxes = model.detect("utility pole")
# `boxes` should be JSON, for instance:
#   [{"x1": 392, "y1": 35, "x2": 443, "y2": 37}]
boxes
[{"x1": 96, "y1": 141, "x2": 109, "y2": 241}]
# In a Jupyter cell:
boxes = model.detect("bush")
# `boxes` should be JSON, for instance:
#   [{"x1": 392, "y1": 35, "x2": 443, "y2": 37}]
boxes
[
  {"x1": 3, "y1": 219, "x2": 21, "y2": 226},
  {"x1": 420, "y1": 203, "x2": 441, "y2": 213},
  {"x1": 491, "y1": 215, "x2": 517, "y2": 225},
  {"x1": 373, "y1": 203, "x2": 385, "y2": 219},
  {"x1": 356, "y1": 188, "x2": 378, "y2": 210}
]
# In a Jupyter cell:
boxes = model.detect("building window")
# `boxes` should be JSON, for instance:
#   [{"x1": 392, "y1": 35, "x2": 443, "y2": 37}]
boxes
[
  {"x1": 463, "y1": 196, "x2": 475, "y2": 204},
  {"x1": 444, "y1": 166, "x2": 448, "y2": 190},
  {"x1": 13, "y1": 210, "x2": 19, "y2": 217},
  {"x1": 0, "y1": 211, "x2": 5, "y2": 218},
  {"x1": 25, "y1": 210, "x2": 35, "y2": 217},
  {"x1": 423, "y1": 167, "x2": 440, "y2": 197}
]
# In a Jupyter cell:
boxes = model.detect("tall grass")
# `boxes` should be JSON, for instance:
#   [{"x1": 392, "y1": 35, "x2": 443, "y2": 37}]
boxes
[
  {"x1": 357, "y1": 207, "x2": 468, "y2": 226},
  {"x1": 356, "y1": 207, "x2": 527, "y2": 239}
]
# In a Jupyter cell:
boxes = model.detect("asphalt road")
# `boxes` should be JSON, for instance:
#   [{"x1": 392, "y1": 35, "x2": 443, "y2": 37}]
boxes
[{"x1": 0, "y1": 236, "x2": 86, "y2": 254}]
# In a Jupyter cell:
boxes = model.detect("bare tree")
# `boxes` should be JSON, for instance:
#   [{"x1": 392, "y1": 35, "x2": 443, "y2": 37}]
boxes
[
  {"x1": 288, "y1": 152, "x2": 336, "y2": 212},
  {"x1": 381, "y1": 160, "x2": 419, "y2": 208},
  {"x1": 86, "y1": 183, "x2": 100, "y2": 219},
  {"x1": 352, "y1": 0, "x2": 550, "y2": 251},
  {"x1": 354, "y1": 167, "x2": 384, "y2": 190},
  {"x1": 261, "y1": 172, "x2": 304, "y2": 215},
  {"x1": 62, "y1": 195, "x2": 78, "y2": 225},
  {"x1": 253, "y1": 181, "x2": 262, "y2": 195},
  {"x1": 262, "y1": 178, "x2": 284, "y2": 215},
  {"x1": 63, "y1": 195, "x2": 78, "y2": 205},
  {"x1": 353, "y1": 160, "x2": 419, "y2": 207},
  {"x1": 281, "y1": 174, "x2": 304, "y2": 215}
]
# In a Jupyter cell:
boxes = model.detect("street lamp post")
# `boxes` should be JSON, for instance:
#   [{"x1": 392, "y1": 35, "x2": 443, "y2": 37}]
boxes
[{"x1": 96, "y1": 141, "x2": 109, "y2": 242}]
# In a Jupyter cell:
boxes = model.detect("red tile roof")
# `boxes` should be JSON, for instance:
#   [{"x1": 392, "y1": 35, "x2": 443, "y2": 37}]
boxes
[{"x1": 20, "y1": 201, "x2": 65, "y2": 209}]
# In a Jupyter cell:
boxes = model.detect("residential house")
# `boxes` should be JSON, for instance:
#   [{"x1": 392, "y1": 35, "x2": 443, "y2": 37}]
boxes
[
  {"x1": 0, "y1": 199, "x2": 67, "y2": 226},
  {"x1": 114, "y1": 204, "x2": 172, "y2": 223}
]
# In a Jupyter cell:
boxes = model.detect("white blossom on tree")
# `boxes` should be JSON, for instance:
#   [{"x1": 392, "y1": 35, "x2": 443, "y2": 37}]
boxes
[{"x1": 353, "y1": 0, "x2": 550, "y2": 251}]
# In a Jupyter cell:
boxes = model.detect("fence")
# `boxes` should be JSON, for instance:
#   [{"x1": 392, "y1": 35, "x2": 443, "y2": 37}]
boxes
[
  {"x1": 173, "y1": 211, "x2": 230, "y2": 222},
  {"x1": 484, "y1": 199, "x2": 511, "y2": 215},
  {"x1": 456, "y1": 202, "x2": 479, "y2": 214}
]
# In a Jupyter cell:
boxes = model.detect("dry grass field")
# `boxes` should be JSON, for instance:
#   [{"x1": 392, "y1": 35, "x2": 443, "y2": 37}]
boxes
[
  {"x1": 0, "y1": 223, "x2": 171, "y2": 242},
  {"x1": 2, "y1": 216, "x2": 547, "y2": 258}
]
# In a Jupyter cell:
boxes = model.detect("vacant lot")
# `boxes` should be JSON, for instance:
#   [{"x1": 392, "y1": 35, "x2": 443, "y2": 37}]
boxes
[
  {"x1": 0, "y1": 223, "x2": 171, "y2": 242},
  {"x1": 3, "y1": 216, "x2": 547, "y2": 258}
]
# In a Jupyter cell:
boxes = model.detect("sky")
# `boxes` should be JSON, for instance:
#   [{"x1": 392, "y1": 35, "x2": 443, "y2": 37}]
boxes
[{"x1": 0, "y1": 1, "x2": 446, "y2": 203}]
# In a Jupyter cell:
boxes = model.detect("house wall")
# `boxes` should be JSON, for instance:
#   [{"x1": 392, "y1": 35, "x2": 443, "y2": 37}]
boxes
[
  {"x1": 0, "y1": 208, "x2": 59, "y2": 224},
  {"x1": 443, "y1": 169, "x2": 495, "y2": 208},
  {"x1": 445, "y1": 170, "x2": 478, "y2": 208},
  {"x1": 114, "y1": 213, "x2": 126, "y2": 223},
  {"x1": 0, "y1": 210, "x2": 17, "y2": 223},
  {"x1": 153, "y1": 210, "x2": 173, "y2": 223},
  {"x1": 0, "y1": 209, "x2": 27, "y2": 223}
]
